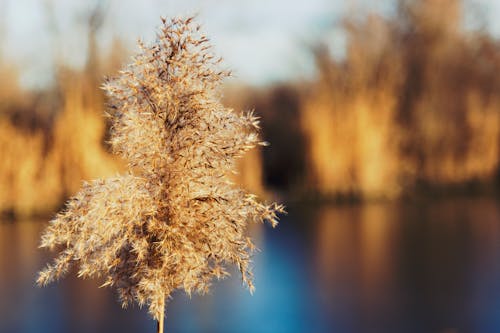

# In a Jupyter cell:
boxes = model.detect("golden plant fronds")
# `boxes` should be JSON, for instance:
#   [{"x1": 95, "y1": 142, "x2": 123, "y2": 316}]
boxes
[
  {"x1": 301, "y1": 1, "x2": 500, "y2": 198},
  {"x1": 0, "y1": 73, "x2": 120, "y2": 218},
  {"x1": 37, "y1": 16, "x2": 284, "y2": 321}
]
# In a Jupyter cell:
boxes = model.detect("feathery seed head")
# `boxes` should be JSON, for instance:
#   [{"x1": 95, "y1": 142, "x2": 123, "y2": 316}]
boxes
[{"x1": 37, "y1": 16, "x2": 284, "y2": 321}]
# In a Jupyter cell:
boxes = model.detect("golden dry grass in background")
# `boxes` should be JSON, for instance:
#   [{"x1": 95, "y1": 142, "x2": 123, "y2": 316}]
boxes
[
  {"x1": 1, "y1": 0, "x2": 500, "y2": 217},
  {"x1": 300, "y1": 0, "x2": 500, "y2": 199},
  {"x1": 0, "y1": 66, "x2": 120, "y2": 218}
]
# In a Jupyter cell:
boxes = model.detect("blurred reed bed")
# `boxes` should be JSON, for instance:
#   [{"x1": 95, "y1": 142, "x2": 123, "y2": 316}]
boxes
[
  {"x1": 227, "y1": 0, "x2": 500, "y2": 201},
  {"x1": 300, "y1": 0, "x2": 500, "y2": 199},
  {"x1": 0, "y1": 66, "x2": 120, "y2": 218}
]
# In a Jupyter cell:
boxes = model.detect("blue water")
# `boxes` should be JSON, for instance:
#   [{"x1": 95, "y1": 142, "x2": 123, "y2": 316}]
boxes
[{"x1": 2, "y1": 198, "x2": 500, "y2": 333}]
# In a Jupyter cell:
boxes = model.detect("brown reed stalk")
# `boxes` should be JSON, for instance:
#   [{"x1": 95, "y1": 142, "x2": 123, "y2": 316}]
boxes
[
  {"x1": 37, "y1": 16, "x2": 284, "y2": 330},
  {"x1": 157, "y1": 298, "x2": 164, "y2": 333}
]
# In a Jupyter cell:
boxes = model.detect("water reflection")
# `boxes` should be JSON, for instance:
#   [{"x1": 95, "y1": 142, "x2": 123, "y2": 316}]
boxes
[
  {"x1": 2, "y1": 198, "x2": 500, "y2": 332},
  {"x1": 313, "y1": 198, "x2": 500, "y2": 333},
  {"x1": 313, "y1": 203, "x2": 399, "y2": 332}
]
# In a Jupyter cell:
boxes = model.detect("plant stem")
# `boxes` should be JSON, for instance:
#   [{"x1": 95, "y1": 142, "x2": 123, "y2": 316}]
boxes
[{"x1": 157, "y1": 298, "x2": 165, "y2": 333}]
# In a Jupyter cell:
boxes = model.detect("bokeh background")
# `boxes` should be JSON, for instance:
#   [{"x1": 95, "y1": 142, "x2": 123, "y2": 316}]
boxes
[{"x1": 1, "y1": 0, "x2": 500, "y2": 332}]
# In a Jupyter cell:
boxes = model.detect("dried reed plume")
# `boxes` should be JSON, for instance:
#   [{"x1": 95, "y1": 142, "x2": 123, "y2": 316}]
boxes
[{"x1": 37, "y1": 16, "x2": 284, "y2": 326}]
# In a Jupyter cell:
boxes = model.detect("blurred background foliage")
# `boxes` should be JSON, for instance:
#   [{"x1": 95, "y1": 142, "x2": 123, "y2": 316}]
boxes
[{"x1": 0, "y1": 0, "x2": 499, "y2": 218}]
